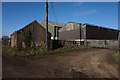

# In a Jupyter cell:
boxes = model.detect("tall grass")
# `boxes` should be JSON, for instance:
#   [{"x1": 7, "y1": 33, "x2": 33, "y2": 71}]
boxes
[{"x1": 2, "y1": 45, "x2": 91, "y2": 57}]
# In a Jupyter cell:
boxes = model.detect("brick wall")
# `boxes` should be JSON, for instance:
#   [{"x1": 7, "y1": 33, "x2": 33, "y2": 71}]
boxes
[
  {"x1": 11, "y1": 20, "x2": 51, "y2": 50},
  {"x1": 11, "y1": 31, "x2": 17, "y2": 48}
]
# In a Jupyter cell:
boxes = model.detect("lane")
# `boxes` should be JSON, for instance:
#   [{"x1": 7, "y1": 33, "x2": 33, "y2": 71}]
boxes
[
  {"x1": 69, "y1": 49, "x2": 118, "y2": 78},
  {"x1": 2, "y1": 48, "x2": 118, "y2": 78}
]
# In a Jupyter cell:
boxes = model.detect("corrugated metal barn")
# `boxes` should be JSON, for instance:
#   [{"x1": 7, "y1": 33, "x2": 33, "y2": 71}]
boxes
[{"x1": 59, "y1": 22, "x2": 119, "y2": 48}]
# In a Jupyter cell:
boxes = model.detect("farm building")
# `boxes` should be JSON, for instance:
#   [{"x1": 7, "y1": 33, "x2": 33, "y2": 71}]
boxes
[
  {"x1": 40, "y1": 20, "x2": 65, "y2": 40},
  {"x1": 59, "y1": 22, "x2": 119, "y2": 48},
  {"x1": 11, "y1": 20, "x2": 51, "y2": 50}
]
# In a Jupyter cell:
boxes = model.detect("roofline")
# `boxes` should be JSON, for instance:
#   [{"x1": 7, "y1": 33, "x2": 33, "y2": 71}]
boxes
[
  {"x1": 84, "y1": 23, "x2": 119, "y2": 31},
  {"x1": 64, "y1": 22, "x2": 81, "y2": 27},
  {"x1": 11, "y1": 20, "x2": 39, "y2": 36},
  {"x1": 11, "y1": 31, "x2": 17, "y2": 36}
]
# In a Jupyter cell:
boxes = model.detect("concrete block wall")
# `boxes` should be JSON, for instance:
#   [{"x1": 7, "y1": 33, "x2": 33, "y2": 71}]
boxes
[{"x1": 86, "y1": 40, "x2": 118, "y2": 49}]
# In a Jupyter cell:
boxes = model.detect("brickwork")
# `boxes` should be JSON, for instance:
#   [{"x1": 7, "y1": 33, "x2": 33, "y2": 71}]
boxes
[{"x1": 11, "y1": 20, "x2": 51, "y2": 50}]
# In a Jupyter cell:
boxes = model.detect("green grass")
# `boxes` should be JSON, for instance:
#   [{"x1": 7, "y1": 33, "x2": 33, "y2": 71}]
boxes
[
  {"x1": 2, "y1": 46, "x2": 15, "y2": 56},
  {"x1": 112, "y1": 52, "x2": 120, "y2": 63},
  {"x1": 2, "y1": 45, "x2": 44, "y2": 56},
  {"x1": 2, "y1": 45, "x2": 91, "y2": 57},
  {"x1": 51, "y1": 46, "x2": 90, "y2": 54}
]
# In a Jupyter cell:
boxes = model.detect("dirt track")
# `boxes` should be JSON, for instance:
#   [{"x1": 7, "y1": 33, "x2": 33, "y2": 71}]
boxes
[{"x1": 2, "y1": 48, "x2": 119, "y2": 78}]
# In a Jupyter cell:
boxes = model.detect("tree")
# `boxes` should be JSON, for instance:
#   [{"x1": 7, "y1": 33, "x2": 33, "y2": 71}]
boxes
[
  {"x1": 2, "y1": 35, "x2": 9, "y2": 46},
  {"x1": 2, "y1": 35, "x2": 9, "y2": 40}
]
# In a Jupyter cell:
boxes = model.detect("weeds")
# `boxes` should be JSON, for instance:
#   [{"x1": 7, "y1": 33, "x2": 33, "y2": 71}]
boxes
[
  {"x1": 2, "y1": 45, "x2": 91, "y2": 57},
  {"x1": 112, "y1": 52, "x2": 120, "y2": 63}
]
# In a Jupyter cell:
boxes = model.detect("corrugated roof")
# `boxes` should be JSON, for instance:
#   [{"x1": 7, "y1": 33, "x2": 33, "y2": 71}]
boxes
[
  {"x1": 42, "y1": 20, "x2": 65, "y2": 27},
  {"x1": 63, "y1": 21, "x2": 81, "y2": 27}
]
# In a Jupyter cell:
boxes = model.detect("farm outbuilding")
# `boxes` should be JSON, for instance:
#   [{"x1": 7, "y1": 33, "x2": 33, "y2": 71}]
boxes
[
  {"x1": 11, "y1": 20, "x2": 51, "y2": 50},
  {"x1": 40, "y1": 20, "x2": 65, "y2": 40},
  {"x1": 59, "y1": 22, "x2": 119, "y2": 48}
]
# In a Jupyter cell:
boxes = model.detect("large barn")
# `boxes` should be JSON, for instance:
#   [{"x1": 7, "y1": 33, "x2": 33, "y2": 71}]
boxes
[
  {"x1": 11, "y1": 20, "x2": 51, "y2": 50},
  {"x1": 59, "y1": 22, "x2": 119, "y2": 48}
]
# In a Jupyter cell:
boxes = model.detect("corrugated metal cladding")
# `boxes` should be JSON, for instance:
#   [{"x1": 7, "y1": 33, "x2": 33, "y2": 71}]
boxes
[
  {"x1": 40, "y1": 20, "x2": 65, "y2": 40},
  {"x1": 59, "y1": 22, "x2": 81, "y2": 41},
  {"x1": 59, "y1": 22, "x2": 80, "y2": 32},
  {"x1": 59, "y1": 29, "x2": 80, "y2": 41},
  {"x1": 59, "y1": 22, "x2": 119, "y2": 41},
  {"x1": 86, "y1": 24, "x2": 119, "y2": 40}
]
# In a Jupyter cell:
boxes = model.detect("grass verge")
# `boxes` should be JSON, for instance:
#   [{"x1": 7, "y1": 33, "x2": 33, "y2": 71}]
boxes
[
  {"x1": 112, "y1": 52, "x2": 120, "y2": 63},
  {"x1": 2, "y1": 45, "x2": 91, "y2": 57}
]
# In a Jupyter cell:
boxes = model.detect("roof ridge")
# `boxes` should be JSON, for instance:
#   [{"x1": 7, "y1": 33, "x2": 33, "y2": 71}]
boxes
[
  {"x1": 11, "y1": 20, "x2": 39, "y2": 36},
  {"x1": 85, "y1": 23, "x2": 119, "y2": 30}
]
